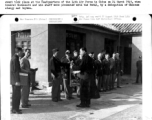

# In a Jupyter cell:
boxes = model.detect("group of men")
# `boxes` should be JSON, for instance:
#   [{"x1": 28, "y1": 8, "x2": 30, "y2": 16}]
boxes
[
  {"x1": 10, "y1": 46, "x2": 142, "y2": 114},
  {"x1": 10, "y1": 47, "x2": 39, "y2": 114},
  {"x1": 50, "y1": 47, "x2": 123, "y2": 108}
]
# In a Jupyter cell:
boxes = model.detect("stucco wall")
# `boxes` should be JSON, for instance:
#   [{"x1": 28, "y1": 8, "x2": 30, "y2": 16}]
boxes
[
  {"x1": 131, "y1": 36, "x2": 142, "y2": 78},
  {"x1": 48, "y1": 24, "x2": 119, "y2": 59},
  {"x1": 10, "y1": 24, "x2": 48, "y2": 84},
  {"x1": 11, "y1": 24, "x2": 138, "y2": 85},
  {"x1": 48, "y1": 24, "x2": 120, "y2": 82}
]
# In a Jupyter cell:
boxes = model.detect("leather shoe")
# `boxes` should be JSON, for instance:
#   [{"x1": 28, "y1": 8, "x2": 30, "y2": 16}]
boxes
[
  {"x1": 76, "y1": 104, "x2": 85, "y2": 108},
  {"x1": 11, "y1": 109, "x2": 22, "y2": 112},
  {"x1": 32, "y1": 86, "x2": 41, "y2": 90},
  {"x1": 77, "y1": 94, "x2": 80, "y2": 98},
  {"x1": 70, "y1": 96, "x2": 74, "y2": 99},
  {"x1": 22, "y1": 105, "x2": 29, "y2": 108},
  {"x1": 85, "y1": 104, "x2": 90, "y2": 108},
  {"x1": 58, "y1": 99, "x2": 63, "y2": 101},
  {"x1": 66, "y1": 97, "x2": 71, "y2": 100},
  {"x1": 98, "y1": 90, "x2": 102, "y2": 92},
  {"x1": 117, "y1": 86, "x2": 121, "y2": 88},
  {"x1": 11, "y1": 110, "x2": 22, "y2": 114},
  {"x1": 52, "y1": 99, "x2": 58, "y2": 102},
  {"x1": 27, "y1": 104, "x2": 31, "y2": 106}
]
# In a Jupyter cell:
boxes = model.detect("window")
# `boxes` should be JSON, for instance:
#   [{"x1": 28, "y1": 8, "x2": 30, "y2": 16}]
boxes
[
  {"x1": 15, "y1": 30, "x2": 31, "y2": 52},
  {"x1": 66, "y1": 31, "x2": 84, "y2": 53}
]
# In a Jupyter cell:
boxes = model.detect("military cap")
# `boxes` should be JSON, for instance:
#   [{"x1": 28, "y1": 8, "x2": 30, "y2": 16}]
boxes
[
  {"x1": 52, "y1": 48, "x2": 59, "y2": 53},
  {"x1": 65, "y1": 50, "x2": 70, "y2": 54}
]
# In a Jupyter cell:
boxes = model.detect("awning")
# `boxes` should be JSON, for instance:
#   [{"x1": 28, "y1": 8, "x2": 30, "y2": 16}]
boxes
[{"x1": 97, "y1": 23, "x2": 142, "y2": 34}]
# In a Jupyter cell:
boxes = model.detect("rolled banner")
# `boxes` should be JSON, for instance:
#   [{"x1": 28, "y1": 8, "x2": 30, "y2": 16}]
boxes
[
  {"x1": 19, "y1": 73, "x2": 29, "y2": 86},
  {"x1": 72, "y1": 70, "x2": 80, "y2": 75},
  {"x1": 19, "y1": 73, "x2": 28, "y2": 76}
]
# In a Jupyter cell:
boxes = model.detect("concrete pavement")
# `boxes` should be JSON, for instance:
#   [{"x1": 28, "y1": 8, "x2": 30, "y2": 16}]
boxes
[{"x1": 11, "y1": 79, "x2": 142, "y2": 120}]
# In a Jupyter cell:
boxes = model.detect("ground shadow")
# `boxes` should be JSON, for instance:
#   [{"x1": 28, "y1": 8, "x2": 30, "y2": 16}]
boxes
[{"x1": 18, "y1": 84, "x2": 142, "y2": 114}]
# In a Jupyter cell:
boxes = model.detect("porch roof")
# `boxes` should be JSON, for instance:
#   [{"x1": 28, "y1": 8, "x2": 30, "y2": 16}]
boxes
[{"x1": 96, "y1": 24, "x2": 142, "y2": 34}]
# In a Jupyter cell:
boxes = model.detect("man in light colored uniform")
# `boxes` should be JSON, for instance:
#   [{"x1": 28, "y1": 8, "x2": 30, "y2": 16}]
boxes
[{"x1": 20, "y1": 49, "x2": 32, "y2": 108}]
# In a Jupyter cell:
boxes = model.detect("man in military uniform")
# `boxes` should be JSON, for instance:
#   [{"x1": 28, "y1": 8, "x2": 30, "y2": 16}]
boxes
[
  {"x1": 72, "y1": 47, "x2": 94, "y2": 108},
  {"x1": 115, "y1": 53, "x2": 123, "y2": 88},
  {"x1": 103, "y1": 54, "x2": 111, "y2": 91},
  {"x1": 20, "y1": 49, "x2": 32, "y2": 108},
  {"x1": 95, "y1": 53, "x2": 103, "y2": 92},
  {"x1": 136, "y1": 56, "x2": 142, "y2": 83},
  {"x1": 109, "y1": 53, "x2": 116, "y2": 90},
  {"x1": 61, "y1": 50, "x2": 73, "y2": 100},
  {"x1": 49, "y1": 48, "x2": 66, "y2": 102},
  {"x1": 10, "y1": 47, "x2": 23, "y2": 114},
  {"x1": 72, "y1": 50, "x2": 79, "y2": 65}
]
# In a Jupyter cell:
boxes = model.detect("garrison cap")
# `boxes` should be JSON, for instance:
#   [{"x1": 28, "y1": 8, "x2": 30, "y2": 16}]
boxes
[
  {"x1": 52, "y1": 48, "x2": 59, "y2": 53},
  {"x1": 65, "y1": 50, "x2": 70, "y2": 54}
]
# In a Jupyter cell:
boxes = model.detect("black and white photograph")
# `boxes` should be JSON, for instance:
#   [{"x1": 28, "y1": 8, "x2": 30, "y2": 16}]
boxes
[{"x1": 8, "y1": 23, "x2": 143, "y2": 120}]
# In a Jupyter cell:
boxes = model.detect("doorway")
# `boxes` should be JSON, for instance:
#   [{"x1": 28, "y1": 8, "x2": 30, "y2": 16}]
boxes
[
  {"x1": 124, "y1": 47, "x2": 132, "y2": 74},
  {"x1": 66, "y1": 31, "x2": 85, "y2": 53},
  {"x1": 104, "y1": 38, "x2": 115, "y2": 57}
]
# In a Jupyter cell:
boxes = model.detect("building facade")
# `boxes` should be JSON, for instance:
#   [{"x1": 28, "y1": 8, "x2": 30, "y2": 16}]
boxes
[{"x1": 10, "y1": 24, "x2": 142, "y2": 86}]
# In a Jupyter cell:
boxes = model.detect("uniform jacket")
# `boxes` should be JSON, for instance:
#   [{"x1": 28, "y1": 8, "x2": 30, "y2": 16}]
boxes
[
  {"x1": 109, "y1": 57, "x2": 116, "y2": 73},
  {"x1": 20, "y1": 56, "x2": 31, "y2": 73},
  {"x1": 103, "y1": 58, "x2": 110, "y2": 75},
  {"x1": 61, "y1": 56, "x2": 71, "y2": 79},
  {"x1": 136, "y1": 60, "x2": 142, "y2": 72},
  {"x1": 115, "y1": 58, "x2": 122, "y2": 73},
  {"x1": 10, "y1": 54, "x2": 21, "y2": 85},
  {"x1": 72, "y1": 56, "x2": 79, "y2": 65},
  {"x1": 49, "y1": 56, "x2": 68, "y2": 78},
  {"x1": 49, "y1": 56, "x2": 62, "y2": 78},
  {"x1": 95, "y1": 59, "x2": 103, "y2": 76}
]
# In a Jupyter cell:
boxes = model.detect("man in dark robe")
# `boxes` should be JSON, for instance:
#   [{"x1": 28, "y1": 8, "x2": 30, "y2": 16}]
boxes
[{"x1": 72, "y1": 47, "x2": 94, "y2": 108}]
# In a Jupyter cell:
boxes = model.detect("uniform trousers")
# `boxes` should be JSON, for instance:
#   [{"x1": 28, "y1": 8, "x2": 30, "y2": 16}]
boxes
[
  {"x1": 103, "y1": 75, "x2": 110, "y2": 91},
  {"x1": 77, "y1": 86, "x2": 80, "y2": 96},
  {"x1": 63, "y1": 77, "x2": 72, "y2": 99},
  {"x1": 21, "y1": 76, "x2": 30, "y2": 106},
  {"x1": 52, "y1": 74, "x2": 62, "y2": 101},
  {"x1": 116, "y1": 73, "x2": 121, "y2": 87},
  {"x1": 96, "y1": 76, "x2": 102, "y2": 90},
  {"x1": 12, "y1": 85, "x2": 21, "y2": 111},
  {"x1": 136, "y1": 70, "x2": 142, "y2": 83},
  {"x1": 110, "y1": 73, "x2": 115, "y2": 89},
  {"x1": 21, "y1": 84, "x2": 30, "y2": 106}
]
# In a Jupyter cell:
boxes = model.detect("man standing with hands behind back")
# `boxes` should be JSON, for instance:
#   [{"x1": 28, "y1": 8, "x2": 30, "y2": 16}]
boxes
[
  {"x1": 135, "y1": 56, "x2": 142, "y2": 84},
  {"x1": 10, "y1": 47, "x2": 23, "y2": 114}
]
